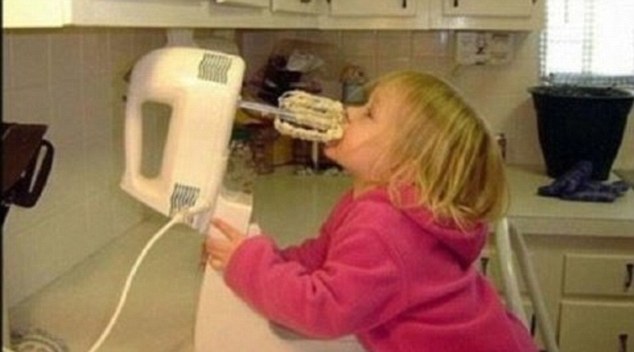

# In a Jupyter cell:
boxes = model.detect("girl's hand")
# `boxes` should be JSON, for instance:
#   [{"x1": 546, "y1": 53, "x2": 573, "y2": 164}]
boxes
[{"x1": 202, "y1": 218, "x2": 247, "y2": 271}]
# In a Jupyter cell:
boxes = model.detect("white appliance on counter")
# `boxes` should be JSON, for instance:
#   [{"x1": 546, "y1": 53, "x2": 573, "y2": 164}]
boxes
[{"x1": 122, "y1": 46, "x2": 363, "y2": 352}]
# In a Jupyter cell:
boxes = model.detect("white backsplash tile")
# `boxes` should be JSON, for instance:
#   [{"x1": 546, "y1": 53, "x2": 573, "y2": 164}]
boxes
[
  {"x1": 83, "y1": 136, "x2": 116, "y2": 197},
  {"x1": 85, "y1": 191, "x2": 117, "y2": 249},
  {"x1": 342, "y1": 54, "x2": 376, "y2": 80},
  {"x1": 81, "y1": 28, "x2": 111, "y2": 77},
  {"x1": 412, "y1": 30, "x2": 451, "y2": 57},
  {"x1": 4, "y1": 216, "x2": 64, "y2": 304},
  {"x1": 376, "y1": 30, "x2": 412, "y2": 58},
  {"x1": 6, "y1": 85, "x2": 53, "y2": 126},
  {"x1": 50, "y1": 29, "x2": 82, "y2": 84},
  {"x1": 310, "y1": 30, "x2": 342, "y2": 48},
  {"x1": 240, "y1": 30, "x2": 279, "y2": 57},
  {"x1": 2, "y1": 27, "x2": 164, "y2": 307},
  {"x1": 82, "y1": 76, "x2": 116, "y2": 139},
  {"x1": 11, "y1": 31, "x2": 51, "y2": 89},
  {"x1": 50, "y1": 80, "x2": 84, "y2": 144},
  {"x1": 341, "y1": 31, "x2": 377, "y2": 57},
  {"x1": 376, "y1": 56, "x2": 412, "y2": 77},
  {"x1": 410, "y1": 55, "x2": 453, "y2": 78},
  {"x1": 47, "y1": 139, "x2": 87, "y2": 207},
  {"x1": 108, "y1": 29, "x2": 136, "y2": 77},
  {"x1": 3, "y1": 33, "x2": 13, "y2": 89}
]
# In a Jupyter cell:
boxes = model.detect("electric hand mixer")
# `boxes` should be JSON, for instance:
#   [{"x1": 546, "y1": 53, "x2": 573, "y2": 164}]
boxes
[
  {"x1": 108, "y1": 47, "x2": 360, "y2": 352},
  {"x1": 121, "y1": 47, "x2": 345, "y2": 232}
]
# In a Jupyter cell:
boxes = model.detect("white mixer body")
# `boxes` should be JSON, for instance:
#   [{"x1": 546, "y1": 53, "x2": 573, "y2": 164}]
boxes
[{"x1": 121, "y1": 47, "x2": 244, "y2": 231}]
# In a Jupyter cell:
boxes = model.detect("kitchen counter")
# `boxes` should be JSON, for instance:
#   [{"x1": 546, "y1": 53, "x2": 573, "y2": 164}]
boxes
[
  {"x1": 506, "y1": 165, "x2": 634, "y2": 237},
  {"x1": 253, "y1": 164, "x2": 634, "y2": 239}
]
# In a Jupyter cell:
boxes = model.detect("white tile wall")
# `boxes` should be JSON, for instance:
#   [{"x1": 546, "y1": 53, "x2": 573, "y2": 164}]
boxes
[
  {"x1": 239, "y1": 29, "x2": 634, "y2": 169},
  {"x1": 2, "y1": 27, "x2": 166, "y2": 307}
]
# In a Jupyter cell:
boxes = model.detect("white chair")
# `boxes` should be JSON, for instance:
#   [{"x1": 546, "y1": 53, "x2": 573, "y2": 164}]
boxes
[{"x1": 494, "y1": 218, "x2": 560, "y2": 352}]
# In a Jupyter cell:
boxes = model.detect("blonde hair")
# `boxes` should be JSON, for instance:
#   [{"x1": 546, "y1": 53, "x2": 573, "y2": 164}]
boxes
[{"x1": 367, "y1": 71, "x2": 508, "y2": 229}]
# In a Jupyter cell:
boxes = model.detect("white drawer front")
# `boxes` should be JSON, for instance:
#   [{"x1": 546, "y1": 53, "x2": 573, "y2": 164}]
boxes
[
  {"x1": 564, "y1": 254, "x2": 634, "y2": 297},
  {"x1": 559, "y1": 301, "x2": 634, "y2": 352}
]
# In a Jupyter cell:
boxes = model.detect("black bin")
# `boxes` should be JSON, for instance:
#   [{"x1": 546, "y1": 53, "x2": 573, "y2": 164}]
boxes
[{"x1": 529, "y1": 85, "x2": 633, "y2": 181}]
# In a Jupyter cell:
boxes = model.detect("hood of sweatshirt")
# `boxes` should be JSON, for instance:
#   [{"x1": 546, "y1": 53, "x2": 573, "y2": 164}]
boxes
[{"x1": 358, "y1": 185, "x2": 488, "y2": 267}]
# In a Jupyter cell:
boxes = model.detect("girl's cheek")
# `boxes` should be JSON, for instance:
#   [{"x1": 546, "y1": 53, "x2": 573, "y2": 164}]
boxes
[{"x1": 323, "y1": 143, "x2": 337, "y2": 160}]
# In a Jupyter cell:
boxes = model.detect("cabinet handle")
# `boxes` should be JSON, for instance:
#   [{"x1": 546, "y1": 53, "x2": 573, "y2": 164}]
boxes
[
  {"x1": 300, "y1": 0, "x2": 311, "y2": 3},
  {"x1": 453, "y1": 0, "x2": 459, "y2": 7},
  {"x1": 402, "y1": 0, "x2": 407, "y2": 8},
  {"x1": 625, "y1": 263, "x2": 633, "y2": 291},
  {"x1": 619, "y1": 333, "x2": 628, "y2": 352},
  {"x1": 530, "y1": 314, "x2": 537, "y2": 336},
  {"x1": 480, "y1": 257, "x2": 490, "y2": 276}
]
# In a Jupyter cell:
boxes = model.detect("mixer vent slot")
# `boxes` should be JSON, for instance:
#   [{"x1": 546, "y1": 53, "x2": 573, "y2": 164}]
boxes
[
  {"x1": 198, "y1": 53, "x2": 231, "y2": 84},
  {"x1": 170, "y1": 183, "x2": 200, "y2": 214}
]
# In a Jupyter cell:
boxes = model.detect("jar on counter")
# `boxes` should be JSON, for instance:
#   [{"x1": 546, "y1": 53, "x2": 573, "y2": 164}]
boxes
[
  {"x1": 224, "y1": 127, "x2": 256, "y2": 193},
  {"x1": 248, "y1": 124, "x2": 280, "y2": 175},
  {"x1": 496, "y1": 133, "x2": 507, "y2": 161},
  {"x1": 340, "y1": 64, "x2": 368, "y2": 104}
]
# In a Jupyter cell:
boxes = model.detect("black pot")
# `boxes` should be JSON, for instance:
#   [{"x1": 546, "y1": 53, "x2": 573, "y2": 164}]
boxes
[{"x1": 529, "y1": 85, "x2": 633, "y2": 180}]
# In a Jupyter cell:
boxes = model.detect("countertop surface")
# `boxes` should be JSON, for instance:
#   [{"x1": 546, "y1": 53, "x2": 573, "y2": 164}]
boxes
[
  {"x1": 504, "y1": 165, "x2": 633, "y2": 237},
  {"x1": 252, "y1": 164, "x2": 634, "y2": 238}
]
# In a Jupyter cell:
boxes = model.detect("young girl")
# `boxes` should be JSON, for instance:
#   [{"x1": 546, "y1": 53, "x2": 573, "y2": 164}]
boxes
[{"x1": 204, "y1": 71, "x2": 539, "y2": 352}]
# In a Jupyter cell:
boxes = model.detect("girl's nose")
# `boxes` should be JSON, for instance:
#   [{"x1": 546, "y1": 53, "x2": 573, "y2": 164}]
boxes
[
  {"x1": 344, "y1": 105, "x2": 361, "y2": 122},
  {"x1": 343, "y1": 107, "x2": 352, "y2": 123}
]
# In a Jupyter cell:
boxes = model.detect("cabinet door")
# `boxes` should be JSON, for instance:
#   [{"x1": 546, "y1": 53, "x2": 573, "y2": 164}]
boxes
[
  {"x1": 330, "y1": 0, "x2": 417, "y2": 17},
  {"x1": 564, "y1": 254, "x2": 634, "y2": 297},
  {"x1": 429, "y1": 0, "x2": 543, "y2": 30},
  {"x1": 215, "y1": 0, "x2": 269, "y2": 7},
  {"x1": 69, "y1": 0, "x2": 308, "y2": 29},
  {"x1": 3, "y1": 0, "x2": 67, "y2": 28},
  {"x1": 272, "y1": 0, "x2": 326, "y2": 14},
  {"x1": 443, "y1": 0, "x2": 533, "y2": 17},
  {"x1": 559, "y1": 302, "x2": 634, "y2": 352}
]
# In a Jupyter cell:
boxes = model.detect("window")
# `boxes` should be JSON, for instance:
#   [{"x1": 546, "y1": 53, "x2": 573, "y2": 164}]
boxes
[{"x1": 540, "y1": 0, "x2": 634, "y2": 86}]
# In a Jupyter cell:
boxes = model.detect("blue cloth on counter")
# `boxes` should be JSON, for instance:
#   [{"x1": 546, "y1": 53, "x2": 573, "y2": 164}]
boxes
[{"x1": 538, "y1": 160, "x2": 630, "y2": 202}]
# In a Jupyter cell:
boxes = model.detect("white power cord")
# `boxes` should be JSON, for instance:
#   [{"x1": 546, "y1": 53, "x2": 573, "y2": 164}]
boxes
[
  {"x1": 86, "y1": 212, "x2": 185, "y2": 352},
  {"x1": 4, "y1": 205, "x2": 209, "y2": 352}
]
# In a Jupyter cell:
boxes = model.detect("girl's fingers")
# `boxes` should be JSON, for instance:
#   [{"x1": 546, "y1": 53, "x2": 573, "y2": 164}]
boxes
[
  {"x1": 204, "y1": 218, "x2": 246, "y2": 271},
  {"x1": 210, "y1": 218, "x2": 243, "y2": 241},
  {"x1": 209, "y1": 259, "x2": 224, "y2": 270},
  {"x1": 207, "y1": 238, "x2": 230, "y2": 251},
  {"x1": 199, "y1": 243, "x2": 208, "y2": 268}
]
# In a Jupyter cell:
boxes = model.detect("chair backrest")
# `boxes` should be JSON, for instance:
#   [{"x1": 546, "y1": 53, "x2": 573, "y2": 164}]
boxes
[{"x1": 494, "y1": 218, "x2": 560, "y2": 352}]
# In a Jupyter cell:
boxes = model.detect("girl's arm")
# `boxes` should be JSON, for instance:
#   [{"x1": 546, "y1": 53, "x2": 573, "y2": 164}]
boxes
[
  {"x1": 279, "y1": 232, "x2": 330, "y2": 272},
  {"x1": 224, "y1": 225, "x2": 406, "y2": 339}
]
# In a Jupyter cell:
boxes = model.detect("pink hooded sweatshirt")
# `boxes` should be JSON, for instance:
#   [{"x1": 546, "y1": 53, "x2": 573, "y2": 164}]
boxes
[{"x1": 224, "y1": 187, "x2": 539, "y2": 352}]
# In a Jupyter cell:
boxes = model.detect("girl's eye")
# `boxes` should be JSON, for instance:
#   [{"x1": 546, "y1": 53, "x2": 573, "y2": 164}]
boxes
[{"x1": 364, "y1": 107, "x2": 373, "y2": 119}]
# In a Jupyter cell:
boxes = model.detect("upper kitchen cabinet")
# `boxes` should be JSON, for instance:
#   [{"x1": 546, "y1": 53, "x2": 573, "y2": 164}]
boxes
[
  {"x1": 319, "y1": 0, "x2": 429, "y2": 30},
  {"x1": 4, "y1": 0, "x2": 542, "y2": 30},
  {"x1": 3, "y1": 0, "x2": 68, "y2": 28},
  {"x1": 329, "y1": 0, "x2": 417, "y2": 17},
  {"x1": 429, "y1": 0, "x2": 544, "y2": 30},
  {"x1": 272, "y1": 0, "x2": 326, "y2": 15},
  {"x1": 215, "y1": 0, "x2": 268, "y2": 7},
  {"x1": 70, "y1": 0, "x2": 318, "y2": 28},
  {"x1": 2, "y1": 0, "x2": 317, "y2": 29}
]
